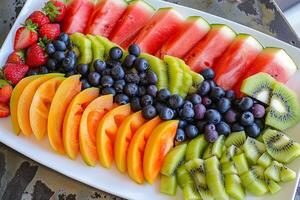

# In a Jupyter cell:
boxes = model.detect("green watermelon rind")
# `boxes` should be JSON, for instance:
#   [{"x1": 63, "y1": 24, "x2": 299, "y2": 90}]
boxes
[{"x1": 128, "y1": 0, "x2": 156, "y2": 12}]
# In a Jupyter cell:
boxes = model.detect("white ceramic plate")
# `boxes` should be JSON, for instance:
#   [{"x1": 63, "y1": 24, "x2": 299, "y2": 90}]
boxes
[{"x1": 1, "y1": 0, "x2": 300, "y2": 199}]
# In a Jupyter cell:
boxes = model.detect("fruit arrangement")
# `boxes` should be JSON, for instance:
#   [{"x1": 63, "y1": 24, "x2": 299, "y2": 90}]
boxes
[{"x1": 1, "y1": 0, "x2": 300, "y2": 200}]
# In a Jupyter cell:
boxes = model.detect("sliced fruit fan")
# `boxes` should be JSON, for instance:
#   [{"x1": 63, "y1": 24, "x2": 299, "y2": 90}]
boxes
[{"x1": 0, "y1": 0, "x2": 300, "y2": 199}]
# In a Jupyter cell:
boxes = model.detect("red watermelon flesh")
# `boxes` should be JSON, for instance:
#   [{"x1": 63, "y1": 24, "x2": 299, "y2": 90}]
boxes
[
  {"x1": 184, "y1": 24, "x2": 236, "y2": 73},
  {"x1": 132, "y1": 7, "x2": 183, "y2": 55},
  {"x1": 62, "y1": 0, "x2": 94, "y2": 34},
  {"x1": 214, "y1": 34, "x2": 263, "y2": 90},
  {"x1": 233, "y1": 47, "x2": 298, "y2": 93},
  {"x1": 156, "y1": 16, "x2": 210, "y2": 59},
  {"x1": 85, "y1": 0, "x2": 127, "y2": 37},
  {"x1": 109, "y1": 0, "x2": 155, "y2": 45},
  {"x1": 120, "y1": 31, "x2": 140, "y2": 49}
]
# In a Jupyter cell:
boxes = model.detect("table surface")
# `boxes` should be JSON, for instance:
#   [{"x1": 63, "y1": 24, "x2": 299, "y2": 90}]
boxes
[{"x1": 0, "y1": 0, "x2": 300, "y2": 200}]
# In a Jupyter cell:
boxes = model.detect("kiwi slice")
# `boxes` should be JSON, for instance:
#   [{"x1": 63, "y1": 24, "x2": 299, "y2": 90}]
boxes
[
  {"x1": 266, "y1": 178, "x2": 281, "y2": 194},
  {"x1": 139, "y1": 53, "x2": 168, "y2": 90},
  {"x1": 161, "y1": 143, "x2": 187, "y2": 176},
  {"x1": 242, "y1": 137, "x2": 266, "y2": 164},
  {"x1": 224, "y1": 174, "x2": 245, "y2": 200},
  {"x1": 189, "y1": 71, "x2": 204, "y2": 95},
  {"x1": 257, "y1": 152, "x2": 273, "y2": 168},
  {"x1": 70, "y1": 33, "x2": 93, "y2": 64},
  {"x1": 220, "y1": 145, "x2": 242, "y2": 164},
  {"x1": 263, "y1": 129, "x2": 300, "y2": 163},
  {"x1": 266, "y1": 82, "x2": 300, "y2": 131},
  {"x1": 202, "y1": 144, "x2": 213, "y2": 159},
  {"x1": 160, "y1": 174, "x2": 177, "y2": 196},
  {"x1": 164, "y1": 55, "x2": 184, "y2": 95},
  {"x1": 183, "y1": 184, "x2": 202, "y2": 200},
  {"x1": 176, "y1": 165, "x2": 194, "y2": 188},
  {"x1": 225, "y1": 131, "x2": 246, "y2": 147},
  {"x1": 177, "y1": 59, "x2": 193, "y2": 98},
  {"x1": 86, "y1": 34, "x2": 105, "y2": 70},
  {"x1": 185, "y1": 135, "x2": 208, "y2": 161},
  {"x1": 240, "y1": 72, "x2": 275, "y2": 104},
  {"x1": 221, "y1": 162, "x2": 238, "y2": 175},
  {"x1": 232, "y1": 153, "x2": 249, "y2": 175},
  {"x1": 212, "y1": 135, "x2": 225, "y2": 159},
  {"x1": 204, "y1": 156, "x2": 229, "y2": 200},
  {"x1": 280, "y1": 166, "x2": 296, "y2": 182},
  {"x1": 264, "y1": 161, "x2": 283, "y2": 182}
]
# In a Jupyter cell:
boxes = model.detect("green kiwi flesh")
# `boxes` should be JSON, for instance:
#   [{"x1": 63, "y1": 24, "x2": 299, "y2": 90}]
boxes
[
  {"x1": 70, "y1": 33, "x2": 93, "y2": 64},
  {"x1": 185, "y1": 135, "x2": 208, "y2": 161},
  {"x1": 242, "y1": 137, "x2": 266, "y2": 164},
  {"x1": 266, "y1": 178, "x2": 281, "y2": 194},
  {"x1": 164, "y1": 55, "x2": 184, "y2": 95},
  {"x1": 224, "y1": 174, "x2": 245, "y2": 200},
  {"x1": 183, "y1": 184, "x2": 202, "y2": 200},
  {"x1": 220, "y1": 145, "x2": 242, "y2": 164},
  {"x1": 225, "y1": 131, "x2": 246, "y2": 147},
  {"x1": 233, "y1": 153, "x2": 249, "y2": 175},
  {"x1": 176, "y1": 58, "x2": 193, "y2": 98},
  {"x1": 176, "y1": 165, "x2": 194, "y2": 188},
  {"x1": 280, "y1": 166, "x2": 296, "y2": 182},
  {"x1": 86, "y1": 34, "x2": 105, "y2": 70},
  {"x1": 160, "y1": 174, "x2": 177, "y2": 196},
  {"x1": 203, "y1": 144, "x2": 213, "y2": 159},
  {"x1": 221, "y1": 162, "x2": 238, "y2": 175},
  {"x1": 212, "y1": 135, "x2": 225, "y2": 159},
  {"x1": 161, "y1": 143, "x2": 187, "y2": 176},
  {"x1": 257, "y1": 152, "x2": 273, "y2": 168},
  {"x1": 264, "y1": 161, "x2": 282, "y2": 182}
]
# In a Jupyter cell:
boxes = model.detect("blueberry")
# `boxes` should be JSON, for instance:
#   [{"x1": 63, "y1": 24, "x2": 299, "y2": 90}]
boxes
[
  {"x1": 125, "y1": 72, "x2": 140, "y2": 84},
  {"x1": 101, "y1": 75, "x2": 114, "y2": 88},
  {"x1": 101, "y1": 68, "x2": 111, "y2": 76},
  {"x1": 114, "y1": 94, "x2": 129, "y2": 105},
  {"x1": 106, "y1": 59, "x2": 121, "y2": 68},
  {"x1": 251, "y1": 104, "x2": 265, "y2": 118},
  {"x1": 208, "y1": 80, "x2": 217, "y2": 89},
  {"x1": 157, "y1": 89, "x2": 171, "y2": 102},
  {"x1": 168, "y1": 94, "x2": 184, "y2": 109},
  {"x1": 66, "y1": 50, "x2": 77, "y2": 60},
  {"x1": 147, "y1": 85, "x2": 158, "y2": 97},
  {"x1": 159, "y1": 107, "x2": 175, "y2": 120},
  {"x1": 205, "y1": 123, "x2": 216, "y2": 132},
  {"x1": 196, "y1": 121, "x2": 207, "y2": 133},
  {"x1": 175, "y1": 129, "x2": 186, "y2": 142},
  {"x1": 146, "y1": 71, "x2": 158, "y2": 85},
  {"x1": 53, "y1": 51, "x2": 65, "y2": 62},
  {"x1": 65, "y1": 70, "x2": 76, "y2": 77},
  {"x1": 94, "y1": 60, "x2": 106, "y2": 72},
  {"x1": 137, "y1": 86, "x2": 146, "y2": 97},
  {"x1": 238, "y1": 97, "x2": 253, "y2": 111},
  {"x1": 202, "y1": 97, "x2": 212, "y2": 107},
  {"x1": 216, "y1": 121, "x2": 231, "y2": 136},
  {"x1": 225, "y1": 90, "x2": 236, "y2": 100},
  {"x1": 224, "y1": 109, "x2": 238, "y2": 124},
  {"x1": 81, "y1": 78, "x2": 91, "y2": 90},
  {"x1": 76, "y1": 64, "x2": 89, "y2": 76},
  {"x1": 113, "y1": 80, "x2": 126, "y2": 93},
  {"x1": 254, "y1": 119, "x2": 265, "y2": 130},
  {"x1": 111, "y1": 65, "x2": 125, "y2": 80},
  {"x1": 190, "y1": 94, "x2": 202, "y2": 105},
  {"x1": 183, "y1": 101, "x2": 193, "y2": 109},
  {"x1": 123, "y1": 54, "x2": 136, "y2": 69},
  {"x1": 62, "y1": 57, "x2": 76, "y2": 71},
  {"x1": 154, "y1": 101, "x2": 165, "y2": 111},
  {"x1": 210, "y1": 87, "x2": 225, "y2": 100},
  {"x1": 58, "y1": 33, "x2": 70, "y2": 45},
  {"x1": 205, "y1": 109, "x2": 221, "y2": 124},
  {"x1": 198, "y1": 81, "x2": 210, "y2": 96},
  {"x1": 178, "y1": 120, "x2": 187, "y2": 128},
  {"x1": 142, "y1": 105, "x2": 157, "y2": 120},
  {"x1": 128, "y1": 44, "x2": 141, "y2": 57},
  {"x1": 124, "y1": 83, "x2": 138, "y2": 97},
  {"x1": 109, "y1": 47, "x2": 123, "y2": 60},
  {"x1": 39, "y1": 66, "x2": 48, "y2": 74},
  {"x1": 240, "y1": 111, "x2": 254, "y2": 126},
  {"x1": 53, "y1": 40, "x2": 67, "y2": 51},
  {"x1": 130, "y1": 97, "x2": 142, "y2": 112},
  {"x1": 217, "y1": 97, "x2": 231, "y2": 113},
  {"x1": 200, "y1": 68, "x2": 215, "y2": 80},
  {"x1": 88, "y1": 72, "x2": 101, "y2": 86},
  {"x1": 185, "y1": 125, "x2": 199, "y2": 139},
  {"x1": 101, "y1": 87, "x2": 116, "y2": 95},
  {"x1": 46, "y1": 58, "x2": 57, "y2": 71},
  {"x1": 194, "y1": 103, "x2": 206, "y2": 120},
  {"x1": 180, "y1": 106, "x2": 195, "y2": 119},
  {"x1": 204, "y1": 130, "x2": 219, "y2": 143},
  {"x1": 46, "y1": 43, "x2": 55, "y2": 55},
  {"x1": 245, "y1": 123, "x2": 261, "y2": 138},
  {"x1": 141, "y1": 95, "x2": 153, "y2": 107},
  {"x1": 134, "y1": 58, "x2": 149, "y2": 72},
  {"x1": 231, "y1": 123, "x2": 244, "y2": 132},
  {"x1": 26, "y1": 69, "x2": 39, "y2": 76}
]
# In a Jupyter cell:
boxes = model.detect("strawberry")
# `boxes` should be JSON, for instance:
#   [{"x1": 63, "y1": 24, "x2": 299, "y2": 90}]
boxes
[
  {"x1": 14, "y1": 20, "x2": 39, "y2": 50},
  {"x1": 0, "y1": 103, "x2": 10, "y2": 118},
  {"x1": 26, "y1": 43, "x2": 47, "y2": 68},
  {"x1": 3, "y1": 63, "x2": 29, "y2": 85},
  {"x1": 39, "y1": 23, "x2": 61, "y2": 40},
  {"x1": 26, "y1": 11, "x2": 50, "y2": 27},
  {"x1": 6, "y1": 50, "x2": 25, "y2": 64},
  {"x1": 43, "y1": 0, "x2": 66, "y2": 22},
  {"x1": 0, "y1": 84, "x2": 13, "y2": 104}
]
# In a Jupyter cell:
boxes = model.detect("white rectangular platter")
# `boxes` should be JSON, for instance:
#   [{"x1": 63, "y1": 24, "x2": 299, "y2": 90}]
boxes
[{"x1": 1, "y1": 0, "x2": 300, "y2": 199}]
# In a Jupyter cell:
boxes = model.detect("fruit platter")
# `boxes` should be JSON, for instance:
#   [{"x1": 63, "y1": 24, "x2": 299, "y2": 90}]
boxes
[{"x1": 1, "y1": 0, "x2": 300, "y2": 199}]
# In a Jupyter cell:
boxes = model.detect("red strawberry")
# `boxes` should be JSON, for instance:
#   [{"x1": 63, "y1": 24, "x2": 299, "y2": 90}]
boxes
[
  {"x1": 3, "y1": 63, "x2": 29, "y2": 85},
  {"x1": 0, "y1": 84, "x2": 13, "y2": 104},
  {"x1": 6, "y1": 50, "x2": 25, "y2": 64},
  {"x1": 14, "y1": 20, "x2": 39, "y2": 50},
  {"x1": 43, "y1": 0, "x2": 66, "y2": 22},
  {"x1": 39, "y1": 23, "x2": 61, "y2": 40},
  {"x1": 26, "y1": 43, "x2": 47, "y2": 68},
  {"x1": 26, "y1": 11, "x2": 50, "y2": 27},
  {"x1": 0, "y1": 103, "x2": 10, "y2": 118}
]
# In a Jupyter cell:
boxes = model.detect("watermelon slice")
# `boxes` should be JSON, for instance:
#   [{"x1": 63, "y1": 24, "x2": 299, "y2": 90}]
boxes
[
  {"x1": 109, "y1": 0, "x2": 155, "y2": 46},
  {"x1": 156, "y1": 16, "x2": 210, "y2": 59},
  {"x1": 132, "y1": 7, "x2": 183, "y2": 54},
  {"x1": 184, "y1": 24, "x2": 236, "y2": 73},
  {"x1": 214, "y1": 34, "x2": 263, "y2": 90},
  {"x1": 62, "y1": 0, "x2": 94, "y2": 34},
  {"x1": 85, "y1": 0, "x2": 127, "y2": 37},
  {"x1": 234, "y1": 47, "x2": 298, "y2": 93}
]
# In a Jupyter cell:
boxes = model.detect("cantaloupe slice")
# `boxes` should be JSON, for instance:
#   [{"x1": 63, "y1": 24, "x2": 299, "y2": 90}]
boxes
[
  {"x1": 143, "y1": 120, "x2": 179, "y2": 184},
  {"x1": 30, "y1": 76, "x2": 65, "y2": 140},
  {"x1": 127, "y1": 116, "x2": 161, "y2": 184},
  {"x1": 48, "y1": 75, "x2": 82, "y2": 154},
  {"x1": 96, "y1": 104, "x2": 132, "y2": 168},
  {"x1": 79, "y1": 94, "x2": 114, "y2": 166},
  {"x1": 114, "y1": 111, "x2": 147, "y2": 173},
  {"x1": 63, "y1": 88, "x2": 100, "y2": 160}
]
